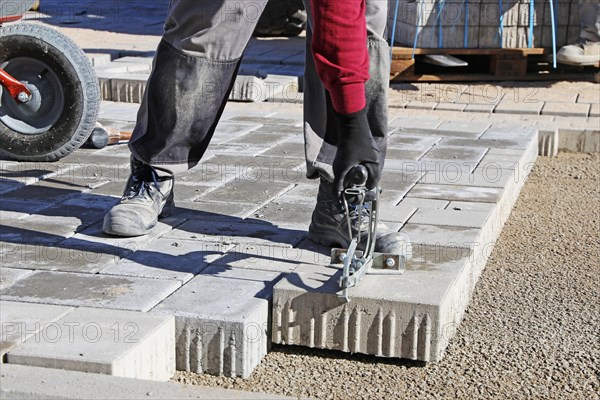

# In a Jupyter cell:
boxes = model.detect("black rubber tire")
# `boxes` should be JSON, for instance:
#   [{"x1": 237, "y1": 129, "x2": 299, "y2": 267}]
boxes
[
  {"x1": 0, "y1": 23, "x2": 100, "y2": 162},
  {"x1": 254, "y1": 0, "x2": 306, "y2": 37}
]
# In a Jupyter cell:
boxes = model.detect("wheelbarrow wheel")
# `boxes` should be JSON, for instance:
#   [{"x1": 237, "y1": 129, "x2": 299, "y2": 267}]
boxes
[{"x1": 0, "y1": 23, "x2": 100, "y2": 161}]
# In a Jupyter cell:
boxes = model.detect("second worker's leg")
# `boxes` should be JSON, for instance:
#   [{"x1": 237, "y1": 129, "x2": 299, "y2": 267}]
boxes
[{"x1": 104, "y1": 0, "x2": 268, "y2": 236}]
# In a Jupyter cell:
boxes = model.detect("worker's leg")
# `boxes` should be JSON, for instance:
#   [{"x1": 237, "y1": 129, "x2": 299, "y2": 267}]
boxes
[
  {"x1": 557, "y1": 0, "x2": 600, "y2": 66},
  {"x1": 129, "y1": 0, "x2": 268, "y2": 173}
]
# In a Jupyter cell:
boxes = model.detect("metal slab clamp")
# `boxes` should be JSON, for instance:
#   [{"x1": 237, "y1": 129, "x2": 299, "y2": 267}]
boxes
[{"x1": 331, "y1": 166, "x2": 409, "y2": 301}]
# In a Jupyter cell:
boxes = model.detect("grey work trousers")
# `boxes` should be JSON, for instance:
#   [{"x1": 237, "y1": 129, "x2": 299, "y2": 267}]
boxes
[
  {"x1": 579, "y1": 0, "x2": 600, "y2": 42},
  {"x1": 128, "y1": 0, "x2": 390, "y2": 183}
]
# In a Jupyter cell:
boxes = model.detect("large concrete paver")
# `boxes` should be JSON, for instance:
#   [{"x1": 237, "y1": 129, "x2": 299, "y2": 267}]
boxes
[
  {"x1": 5, "y1": 307, "x2": 175, "y2": 381},
  {"x1": 0, "y1": 271, "x2": 180, "y2": 312},
  {"x1": 151, "y1": 267, "x2": 284, "y2": 378},
  {"x1": 0, "y1": 364, "x2": 296, "y2": 399},
  {"x1": 0, "y1": 301, "x2": 73, "y2": 361}
]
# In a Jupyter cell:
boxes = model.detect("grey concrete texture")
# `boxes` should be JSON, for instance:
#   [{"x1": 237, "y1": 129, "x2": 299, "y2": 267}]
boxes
[
  {"x1": 6, "y1": 307, "x2": 175, "y2": 381},
  {"x1": 151, "y1": 267, "x2": 285, "y2": 378},
  {"x1": 0, "y1": 364, "x2": 296, "y2": 399}
]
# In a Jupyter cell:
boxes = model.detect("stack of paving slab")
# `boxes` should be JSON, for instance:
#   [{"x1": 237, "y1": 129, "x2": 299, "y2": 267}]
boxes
[
  {"x1": 1, "y1": 102, "x2": 537, "y2": 380},
  {"x1": 389, "y1": 0, "x2": 579, "y2": 48},
  {"x1": 91, "y1": 37, "x2": 305, "y2": 104}
]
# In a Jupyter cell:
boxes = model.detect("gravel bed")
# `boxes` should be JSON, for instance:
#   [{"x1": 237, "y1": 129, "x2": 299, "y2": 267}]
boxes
[{"x1": 176, "y1": 153, "x2": 600, "y2": 400}]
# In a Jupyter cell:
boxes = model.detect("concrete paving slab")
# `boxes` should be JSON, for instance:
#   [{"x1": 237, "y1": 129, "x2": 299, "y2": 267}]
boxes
[
  {"x1": 0, "y1": 364, "x2": 296, "y2": 399},
  {"x1": 0, "y1": 269, "x2": 34, "y2": 290},
  {"x1": 0, "y1": 216, "x2": 81, "y2": 245},
  {"x1": 447, "y1": 201, "x2": 497, "y2": 212},
  {"x1": 0, "y1": 199, "x2": 50, "y2": 215},
  {"x1": 406, "y1": 184, "x2": 503, "y2": 203},
  {"x1": 0, "y1": 242, "x2": 123, "y2": 274},
  {"x1": 6, "y1": 308, "x2": 175, "y2": 381},
  {"x1": 420, "y1": 145, "x2": 488, "y2": 164},
  {"x1": 272, "y1": 246, "x2": 472, "y2": 361},
  {"x1": 199, "y1": 180, "x2": 294, "y2": 206},
  {"x1": 173, "y1": 201, "x2": 259, "y2": 221},
  {"x1": 212, "y1": 243, "x2": 322, "y2": 273},
  {"x1": 164, "y1": 220, "x2": 305, "y2": 248},
  {"x1": 387, "y1": 133, "x2": 441, "y2": 150},
  {"x1": 494, "y1": 98, "x2": 544, "y2": 115},
  {"x1": 388, "y1": 117, "x2": 442, "y2": 134},
  {"x1": 0, "y1": 271, "x2": 180, "y2": 312},
  {"x1": 541, "y1": 101, "x2": 591, "y2": 117},
  {"x1": 419, "y1": 166, "x2": 516, "y2": 188},
  {"x1": 434, "y1": 120, "x2": 491, "y2": 136},
  {"x1": 100, "y1": 238, "x2": 230, "y2": 283},
  {"x1": 407, "y1": 209, "x2": 491, "y2": 229},
  {"x1": 252, "y1": 201, "x2": 314, "y2": 229},
  {"x1": 152, "y1": 267, "x2": 284, "y2": 378},
  {"x1": 0, "y1": 301, "x2": 73, "y2": 362}
]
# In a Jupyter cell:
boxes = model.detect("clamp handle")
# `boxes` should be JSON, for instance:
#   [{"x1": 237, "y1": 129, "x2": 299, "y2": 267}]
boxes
[{"x1": 348, "y1": 165, "x2": 368, "y2": 187}]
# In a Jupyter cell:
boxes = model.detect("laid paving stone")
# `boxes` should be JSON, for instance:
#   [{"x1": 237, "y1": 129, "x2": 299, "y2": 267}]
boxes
[
  {"x1": 212, "y1": 243, "x2": 321, "y2": 273},
  {"x1": 164, "y1": 220, "x2": 305, "y2": 248},
  {"x1": 275, "y1": 184, "x2": 319, "y2": 204},
  {"x1": 100, "y1": 238, "x2": 230, "y2": 283},
  {"x1": 407, "y1": 209, "x2": 491, "y2": 229},
  {"x1": 226, "y1": 116, "x2": 302, "y2": 127},
  {"x1": 435, "y1": 102, "x2": 467, "y2": 111},
  {"x1": 379, "y1": 170, "x2": 423, "y2": 193},
  {"x1": 387, "y1": 134, "x2": 441, "y2": 150},
  {"x1": 6, "y1": 307, "x2": 175, "y2": 381},
  {"x1": 1, "y1": 181, "x2": 83, "y2": 205},
  {"x1": 385, "y1": 148, "x2": 429, "y2": 161},
  {"x1": 420, "y1": 145, "x2": 488, "y2": 164},
  {"x1": 384, "y1": 159, "x2": 477, "y2": 174},
  {"x1": 67, "y1": 219, "x2": 183, "y2": 254},
  {"x1": 0, "y1": 179, "x2": 23, "y2": 195},
  {"x1": 463, "y1": 103, "x2": 496, "y2": 113},
  {"x1": 396, "y1": 198, "x2": 449, "y2": 210},
  {"x1": 152, "y1": 267, "x2": 284, "y2": 378},
  {"x1": 558, "y1": 127, "x2": 600, "y2": 153},
  {"x1": 211, "y1": 122, "x2": 263, "y2": 145},
  {"x1": 0, "y1": 215, "x2": 82, "y2": 245},
  {"x1": 252, "y1": 201, "x2": 314, "y2": 229},
  {"x1": 400, "y1": 223, "x2": 482, "y2": 249},
  {"x1": 438, "y1": 137, "x2": 530, "y2": 150},
  {"x1": 589, "y1": 103, "x2": 600, "y2": 118},
  {"x1": 98, "y1": 101, "x2": 140, "y2": 122},
  {"x1": 494, "y1": 98, "x2": 544, "y2": 115},
  {"x1": 224, "y1": 131, "x2": 293, "y2": 147},
  {"x1": 0, "y1": 271, "x2": 181, "y2": 312},
  {"x1": 70, "y1": 163, "x2": 134, "y2": 185},
  {"x1": 0, "y1": 242, "x2": 124, "y2": 274},
  {"x1": 378, "y1": 202, "x2": 418, "y2": 225},
  {"x1": 0, "y1": 364, "x2": 293, "y2": 400},
  {"x1": 0, "y1": 268, "x2": 34, "y2": 290},
  {"x1": 435, "y1": 120, "x2": 491, "y2": 137},
  {"x1": 0, "y1": 301, "x2": 73, "y2": 361},
  {"x1": 389, "y1": 117, "x2": 442, "y2": 133},
  {"x1": 541, "y1": 102, "x2": 591, "y2": 117},
  {"x1": 199, "y1": 180, "x2": 294, "y2": 205},
  {"x1": 406, "y1": 184, "x2": 503, "y2": 203},
  {"x1": 0, "y1": 199, "x2": 51, "y2": 215},
  {"x1": 258, "y1": 141, "x2": 305, "y2": 159},
  {"x1": 184, "y1": 155, "x2": 302, "y2": 186},
  {"x1": 0, "y1": 161, "x2": 70, "y2": 185},
  {"x1": 448, "y1": 201, "x2": 497, "y2": 212},
  {"x1": 419, "y1": 166, "x2": 515, "y2": 188},
  {"x1": 405, "y1": 101, "x2": 438, "y2": 110},
  {"x1": 174, "y1": 201, "x2": 259, "y2": 221},
  {"x1": 213, "y1": 144, "x2": 272, "y2": 157}
]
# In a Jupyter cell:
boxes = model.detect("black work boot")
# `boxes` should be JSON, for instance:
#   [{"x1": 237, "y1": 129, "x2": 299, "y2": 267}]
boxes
[
  {"x1": 308, "y1": 180, "x2": 412, "y2": 259},
  {"x1": 102, "y1": 157, "x2": 174, "y2": 237}
]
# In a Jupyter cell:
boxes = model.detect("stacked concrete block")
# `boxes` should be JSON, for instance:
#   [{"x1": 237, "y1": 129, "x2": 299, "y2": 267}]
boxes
[{"x1": 391, "y1": 0, "x2": 577, "y2": 49}]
